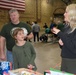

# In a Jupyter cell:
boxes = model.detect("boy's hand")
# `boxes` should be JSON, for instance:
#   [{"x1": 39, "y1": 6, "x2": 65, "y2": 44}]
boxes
[{"x1": 27, "y1": 64, "x2": 34, "y2": 70}]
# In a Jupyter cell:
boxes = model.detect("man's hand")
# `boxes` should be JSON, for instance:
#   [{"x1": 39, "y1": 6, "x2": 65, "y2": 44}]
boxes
[
  {"x1": 0, "y1": 53, "x2": 6, "y2": 61},
  {"x1": 0, "y1": 36, "x2": 6, "y2": 61},
  {"x1": 27, "y1": 32, "x2": 33, "y2": 40}
]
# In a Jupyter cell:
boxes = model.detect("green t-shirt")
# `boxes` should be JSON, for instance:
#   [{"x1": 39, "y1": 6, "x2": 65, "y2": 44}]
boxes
[
  {"x1": 12, "y1": 41, "x2": 37, "y2": 70},
  {"x1": 0, "y1": 22, "x2": 32, "y2": 51},
  {"x1": 57, "y1": 23, "x2": 64, "y2": 31}
]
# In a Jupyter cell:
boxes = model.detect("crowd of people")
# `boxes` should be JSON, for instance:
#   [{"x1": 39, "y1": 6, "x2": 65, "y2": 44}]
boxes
[{"x1": 0, "y1": 3, "x2": 76, "y2": 74}]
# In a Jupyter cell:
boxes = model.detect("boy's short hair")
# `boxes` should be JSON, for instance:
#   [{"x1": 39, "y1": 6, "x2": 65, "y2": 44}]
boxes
[
  {"x1": 12, "y1": 27, "x2": 23, "y2": 39},
  {"x1": 11, "y1": 27, "x2": 28, "y2": 38}
]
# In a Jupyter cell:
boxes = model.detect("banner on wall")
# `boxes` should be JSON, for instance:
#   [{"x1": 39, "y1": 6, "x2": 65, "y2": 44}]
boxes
[{"x1": 0, "y1": 0, "x2": 25, "y2": 11}]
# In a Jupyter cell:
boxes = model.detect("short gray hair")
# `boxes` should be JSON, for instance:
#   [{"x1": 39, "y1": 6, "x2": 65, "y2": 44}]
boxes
[{"x1": 9, "y1": 8, "x2": 19, "y2": 14}]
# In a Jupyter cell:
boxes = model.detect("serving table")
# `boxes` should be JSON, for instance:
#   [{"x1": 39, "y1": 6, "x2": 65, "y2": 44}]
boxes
[{"x1": 9, "y1": 68, "x2": 43, "y2": 75}]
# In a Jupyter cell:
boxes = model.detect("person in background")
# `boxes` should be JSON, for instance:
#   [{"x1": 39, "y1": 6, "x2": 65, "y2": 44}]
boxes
[
  {"x1": 26, "y1": 21, "x2": 32, "y2": 42},
  {"x1": 49, "y1": 20, "x2": 58, "y2": 42},
  {"x1": 51, "y1": 4, "x2": 76, "y2": 74},
  {"x1": 26, "y1": 21, "x2": 32, "y2": 28},
  {"x1": 0, "y1": 8, "x2": 33, "y2": 68},
  {"x1": 12, "y1": 27, "x2": 37, "y2": 70},
  {"x1": 43, "y1": 23, "x2": 48, "y2": 29},
  {"x1": 31, "y1": 21, "x2": 35, "y2": 29},
  {"x1": 57, "y1": 21, "x2": 64, "y2": 31},
  {"x1": 50, "y1": 20, "x2": 57, "y2": 29},
  {"x1": 32, "y1": 21, "x2": 40, "y2": 42}
]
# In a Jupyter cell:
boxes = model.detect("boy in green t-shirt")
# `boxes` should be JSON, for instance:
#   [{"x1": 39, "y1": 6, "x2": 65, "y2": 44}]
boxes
[{"x1": 12, "y1": 27, "x2": 37, "y2": 70}]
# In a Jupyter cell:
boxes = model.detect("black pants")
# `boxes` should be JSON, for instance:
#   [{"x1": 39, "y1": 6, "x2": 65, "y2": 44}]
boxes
[
  {"x1": 61, "y1": 58, "x2": 76, "y2": 74},
  {"x1": 33, "y1": 32, "x2": 39, "y2": 42}
]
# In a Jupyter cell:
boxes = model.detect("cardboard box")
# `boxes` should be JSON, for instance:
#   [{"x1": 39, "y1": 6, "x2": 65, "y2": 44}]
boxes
[{"x1": 44, "y1": 68, "x2": 74, "y2": 75}]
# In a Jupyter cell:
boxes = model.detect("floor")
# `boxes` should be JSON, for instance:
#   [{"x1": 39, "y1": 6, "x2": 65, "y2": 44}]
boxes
[{"x1": 31, "y1": 31, "x2": 61, "y2": 74}]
